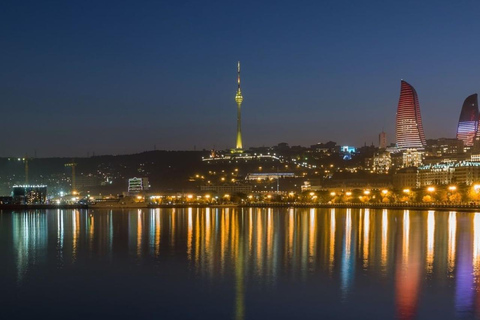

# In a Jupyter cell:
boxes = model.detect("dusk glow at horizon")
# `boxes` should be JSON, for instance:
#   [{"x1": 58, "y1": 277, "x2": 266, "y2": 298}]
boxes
[{"x1": 2, "y1": 0, "x2": 480, "y2": 157}]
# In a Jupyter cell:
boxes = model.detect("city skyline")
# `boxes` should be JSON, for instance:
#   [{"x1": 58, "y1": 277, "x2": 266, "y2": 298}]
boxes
[{"x1": 2, "y1": 1, "x2": 480, "y2": 156}]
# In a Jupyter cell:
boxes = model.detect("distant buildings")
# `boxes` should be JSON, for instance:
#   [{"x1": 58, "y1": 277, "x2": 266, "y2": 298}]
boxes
[
  {"x1": 426, "y1": 138, "x2": 464, "y2": 156},
  {"x1": 379, "y1": 131, "x2": 387, "y2": 149},
  {"x1": 395, "y1": 80, "x2": 426, "y2": 150},
  {"x1": 245, "y1": 172, "x2": 295, "y2": 180},
  {"x1": 128, "y1": 177, "x2": 150, "y2": 194},
  {"x1": 456, "y1": 94, "x2": 479, "y2": 147},
  {"x1": 200, "y1": 185, "x2": 252, "y2": 194}
]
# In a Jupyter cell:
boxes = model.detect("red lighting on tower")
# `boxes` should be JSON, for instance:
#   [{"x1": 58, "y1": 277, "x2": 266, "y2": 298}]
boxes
[{"x1": 395, "y1": 80, "x2": 426, "y2": 150}]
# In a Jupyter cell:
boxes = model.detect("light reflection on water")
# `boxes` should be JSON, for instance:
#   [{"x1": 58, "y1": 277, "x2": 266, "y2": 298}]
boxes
[{"x1": 5, "y1": 208, "x2": 480, "y2": 319}]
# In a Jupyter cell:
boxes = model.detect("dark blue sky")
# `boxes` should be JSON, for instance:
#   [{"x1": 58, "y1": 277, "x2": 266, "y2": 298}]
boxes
[{"x1": 1, "y1": 0, "x2": 479, "y2": 157}]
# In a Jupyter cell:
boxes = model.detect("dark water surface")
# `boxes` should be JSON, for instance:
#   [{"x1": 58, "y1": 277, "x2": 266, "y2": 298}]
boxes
[{"x1": 1, "y1": 208, "x2": 479, "y2": 319}]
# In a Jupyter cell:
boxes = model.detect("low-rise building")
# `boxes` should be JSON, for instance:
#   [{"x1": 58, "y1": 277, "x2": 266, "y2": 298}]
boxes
[
  {"x1": 394, "y1": 161, "x2": 480, "y2": 189},
  {"x1": 12, "y1": 185, "x2": 47, "y2": 204},
  {"x1": 393, "y1": 167, "x2": 418, "y2": 190}
]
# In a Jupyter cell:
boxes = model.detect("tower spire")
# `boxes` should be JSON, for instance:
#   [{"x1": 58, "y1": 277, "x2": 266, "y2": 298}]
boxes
[
  {"x1": 234, "y1": 61, "x2": 244, "y2": 153},
  {"x1": 237, "y1": 61, "x2": 241, "y2": 90}
]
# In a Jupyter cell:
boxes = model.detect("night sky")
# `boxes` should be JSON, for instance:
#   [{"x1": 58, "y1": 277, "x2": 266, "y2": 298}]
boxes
[{"x1": 1, "y1": 0, "x2": 480, "y2": 157}]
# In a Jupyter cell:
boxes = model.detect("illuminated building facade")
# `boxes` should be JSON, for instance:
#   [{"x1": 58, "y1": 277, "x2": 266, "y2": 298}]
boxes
[
  {"x1": 12, "y1": 185, "x2": 47, "y2": 204},
  {"x1": 128, "y1": 177, "x2": 150, "y2": 194},
  {"x1": 394, "y1": 161, "x2": 480, "y2": 188},
  {"x1": 456, "y1": 94, "x2": 478, "y2": 147},
  {"x1": 234, "y1": 61, "x2": 243, "y2": 153},
  {"x1": 396, "y1": 80, "x2": 426, "y2": 150},
  {"x1": 402, "y1": 149, "x2": 424, "y2": 168},
  {"x1": 372, "y1": 151, "x2": 392, "y2": 173}
]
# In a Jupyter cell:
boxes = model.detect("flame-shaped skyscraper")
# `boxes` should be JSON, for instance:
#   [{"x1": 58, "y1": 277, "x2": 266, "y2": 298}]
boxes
[
  {"x1": 456, "y1": 94, "x2": 478, "y2": 147},
  {"x1": 234, "y1": 61, "x2": 243, "y2": 152},
  {"x1": 395, "y1": 80, "x2": 426, "y2": 150}
]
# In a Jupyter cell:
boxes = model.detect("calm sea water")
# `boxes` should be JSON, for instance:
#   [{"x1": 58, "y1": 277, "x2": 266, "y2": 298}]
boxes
[{"x1": 0, "y1": 208, "x2": 479, "y2": 319}]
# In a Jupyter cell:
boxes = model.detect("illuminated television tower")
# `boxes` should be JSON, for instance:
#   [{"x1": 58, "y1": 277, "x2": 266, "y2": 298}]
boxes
[{"x1": 234, "y1": 61, "x2": 243, "y2": 153}]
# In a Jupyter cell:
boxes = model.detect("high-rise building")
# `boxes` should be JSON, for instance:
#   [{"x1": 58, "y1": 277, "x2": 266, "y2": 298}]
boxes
[
  {"x1": 395, "y1": 80, "x2": 426, "y2": 150},
  {"x1": 379, "y1": 131, "x2": 387, "y2": 149},
  {"x1": 456, "y1": 94, "x2": 478, "y2": 147},
  {"x1": 234, "y1": 61, "x2": 243, "y2": 153}
]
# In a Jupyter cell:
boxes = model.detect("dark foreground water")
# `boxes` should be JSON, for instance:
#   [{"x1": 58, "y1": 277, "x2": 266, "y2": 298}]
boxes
[{"x1": 1, "y1": 208, "x2": 479, "y2": 319}]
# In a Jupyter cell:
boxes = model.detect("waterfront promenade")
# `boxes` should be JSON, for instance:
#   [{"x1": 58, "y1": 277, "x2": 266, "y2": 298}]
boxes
[{"x1": 2, "y1": 202, "x2": 480, "y2": 212}]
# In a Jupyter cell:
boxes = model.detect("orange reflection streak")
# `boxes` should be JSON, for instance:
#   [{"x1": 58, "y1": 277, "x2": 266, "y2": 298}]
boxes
[
  {"x1": 396, "y1": 210, "x2": 420, "y2": 320},
  {"x1": 170, "y1": 208, "x2": 175, "y2": 247},
  {"x1": 363, "y1": 209, "x2": 370, "y2": 268},
  {"x1": 381, "y1": 209, "x2": 388, "y2": 269},
  {"x1": 221, "y1": 209, "x2": 226, "y2": 275},
  {"x1": 256, "y1": 211, "x2": 263, "y2": 274},
  {"x1": 187, "y1": 208, "x2": 192, "y2": 261},
  {"x1": 137, "y1": 210, "x2": 143, "y2": 257},
  {"x1": 235, "y1": 212, "x2": 245, "y2": 320},
  {"x1": 267, "y1": 209, "x2": 273, "y2": 278},
  {"x1": 155, "y1": 209, "x2": 161, "y2": 257},
  {"x1": 448, "y1": 211, "x2": 457, "y2": 273},
  {"x1": 474, "y1": 212, "x2": 480, "y2": 317},
  {"x1": 287, "y1": 209, "x2": 294, "y2": 264},
  {"x1": 329, "y1": 209, "x2": 336, "y2": 272},
  {"x1": 195, "y1": 210, "x2": 200, "y2": 270},
  {"x1": 248, "y1": 208, "x2": 253, "y2": 260},
  {"x1": 308, "y1": 209, "x2": 316, "y2": 266},
  {"x1": 72, "y1": 210, "x2": 80, "y2": 263},
  {"x1": 206, "y1": 208, "x2": 211, "y2": 261},
  {"x1": 88, "y1": 213, "x2": 94, "y2": 251},
  {"x1": 473, "y1": 213, "x2": 480, "y2": 278},
  {"x1": 225, "y1": 208, "x2": 231, "y2": 260},
  {"x1": 426, "y1": 211, "x2": 435, "y2": 273},
  {"x1": 403, "y1": 210, "x2": 410, "y2": 263},
  {"x1": 301, "y1": 211, "x2": 308, "y2": 279}
]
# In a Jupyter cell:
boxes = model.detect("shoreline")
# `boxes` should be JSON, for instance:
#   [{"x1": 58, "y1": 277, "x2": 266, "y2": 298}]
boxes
[{"x1": 1, "y1": 203, "x2": 480, "y2": 212}]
